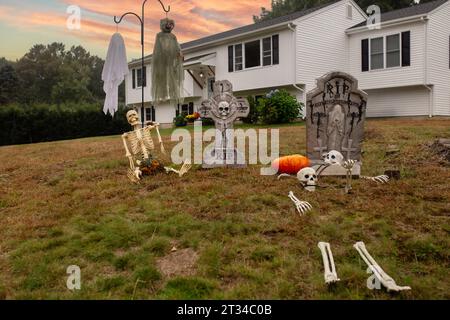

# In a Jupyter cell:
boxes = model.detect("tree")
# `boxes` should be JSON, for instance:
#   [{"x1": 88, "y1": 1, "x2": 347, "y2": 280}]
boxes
[
  {"x1": 0, "y1": 64, "x2": 19, "y2": 105},
  {"x1": 254, "y1": 0, "x2": 436, "y2": 22}
]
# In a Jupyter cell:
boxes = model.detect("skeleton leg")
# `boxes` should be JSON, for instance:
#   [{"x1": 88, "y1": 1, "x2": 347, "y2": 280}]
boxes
[
  {"x1": 354, "y1": 242, "x2": 411, "y2": 292},
  {"x1": 122, "y1": 133, "x2": 142, "y2": 181},
  {"x1": 361, "y1": 175, "x2": 390, "y2": 184},
  {"x1": 288, "y1": 191, "x2": 312, "y2": 216},
  {"x1": 164, "y1": 159, "x2": 192, "y2": 177},
  {"x1": 318, "y1": 242, "x2": 340, "y2": 284}
]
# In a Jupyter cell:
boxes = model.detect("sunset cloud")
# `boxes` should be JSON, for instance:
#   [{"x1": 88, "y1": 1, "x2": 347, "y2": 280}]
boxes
[{"x1": 0, "y1": 0, "x2": 270, "y2": 59}]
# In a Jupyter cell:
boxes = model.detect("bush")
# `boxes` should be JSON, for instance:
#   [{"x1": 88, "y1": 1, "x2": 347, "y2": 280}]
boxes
[
  {"x1": 0, "y1": 103, "x2": 131, "y2": 146},
  {"x1": 242, "y1": 96, "x2": 259, "y2": 124},
  {"x1": 173, "y1": 113, "x2": 187, "y2": 127},
  {"x1": 257, "y1": 90, "x2": 302, "y2": 124}
]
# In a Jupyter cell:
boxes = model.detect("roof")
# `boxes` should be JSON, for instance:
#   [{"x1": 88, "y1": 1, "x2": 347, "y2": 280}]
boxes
[
  {"x1": 348, "y1": 0, "x2": 448, "y2": 29},
  {"x1": 180, "y1": 1, "x2": 339, "y2": 50}
]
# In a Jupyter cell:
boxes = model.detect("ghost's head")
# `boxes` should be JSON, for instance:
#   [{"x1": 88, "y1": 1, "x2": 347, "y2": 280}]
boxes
[{"x1": 160, "y1": 18, "x2": 175, "y2": 33}]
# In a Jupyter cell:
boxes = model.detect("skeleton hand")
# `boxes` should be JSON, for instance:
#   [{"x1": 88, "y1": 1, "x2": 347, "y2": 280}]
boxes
[
  {"x1": 361, "y1": 175, "x2": 390, "y2": 184},
  {"x1": 127, "y1": 168, "x2": 141, "y2": 184},
  {"x1": 342, "y1": 159, "x2": 357, "y2": 171},
  {"x1": 288, "y1": 191, "x2": 312, "y2": 216}
]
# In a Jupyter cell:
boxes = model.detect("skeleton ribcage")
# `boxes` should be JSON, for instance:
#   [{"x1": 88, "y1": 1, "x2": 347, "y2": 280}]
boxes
[{"x1": 128, "y1": 128, "x2": 155, "y2": 161}]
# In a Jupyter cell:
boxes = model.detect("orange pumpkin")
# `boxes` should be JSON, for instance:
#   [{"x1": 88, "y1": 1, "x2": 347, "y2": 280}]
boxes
[{"x1": 271, "y1": 155, "x2": 310, "y2": 175}]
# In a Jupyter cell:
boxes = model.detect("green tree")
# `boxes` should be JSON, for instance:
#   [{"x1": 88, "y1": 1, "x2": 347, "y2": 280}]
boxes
[{"x1": 0, "y1": 64, "x2": 19, "y2": 105}]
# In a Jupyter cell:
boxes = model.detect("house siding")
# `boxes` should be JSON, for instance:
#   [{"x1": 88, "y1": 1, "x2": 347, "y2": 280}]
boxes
[
  {"x1": 427, "y1": 1, "x2": 450, "y2": 116},
  {"x1": 296, "y1": 1, "x2": 366, "y2": 93}
]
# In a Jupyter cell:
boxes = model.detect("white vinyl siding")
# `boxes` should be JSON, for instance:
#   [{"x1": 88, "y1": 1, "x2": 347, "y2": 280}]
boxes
[
  {"x1": 427, "y1": 1, "x2": 450, "y2": 116},
  {"x1": 366, "y1": 86, "x2": 430, "y2": 117}
]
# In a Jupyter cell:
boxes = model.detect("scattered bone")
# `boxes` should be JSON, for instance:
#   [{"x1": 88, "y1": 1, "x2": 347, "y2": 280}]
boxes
[
  {"x1": 165, "y1": 159, "x2": 192, "y2": 177},
  {"x1": 318, "y1": 242, "x2": 340, "y2": 284},
  {"x1": 288, "y1": 191, "x2": 312, "y2": 216},
  {"x1": 361, "y1": 175, "x2": 390, "y2": 184},
  {"x1": 354, "y1": 242, "x2": 411, "y2": 292}
]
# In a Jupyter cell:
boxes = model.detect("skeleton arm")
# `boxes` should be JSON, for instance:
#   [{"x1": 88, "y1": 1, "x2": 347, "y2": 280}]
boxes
[
  {"x1": 122, "y1": 133, "x2": 136, "y2": 171},
  {"x1": 146, "y1": 121, "x2": 166, "y2": 154}
]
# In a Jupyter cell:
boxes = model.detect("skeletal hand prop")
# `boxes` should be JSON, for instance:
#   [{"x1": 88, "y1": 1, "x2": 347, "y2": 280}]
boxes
[
  {"x1": 288, "y1": 191, "x2": 312, "y2": 216},
  {"x1": 341, "y1": 159, "x2": 356, "y2": 193},
  {"x1": 318, "y1": 242, "x2": 340, "y2": 284},
  {"x1": 354, "y1": 242, "x2": 411, "y2": 292},
  {"x1": 164, "y1": 160, "x2": 192, "y2": 177}
]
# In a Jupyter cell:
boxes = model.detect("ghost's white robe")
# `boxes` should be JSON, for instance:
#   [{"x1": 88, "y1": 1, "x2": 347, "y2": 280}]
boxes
[{"x1": 102, "y1": 33, "x2": 129, "y2": 116}]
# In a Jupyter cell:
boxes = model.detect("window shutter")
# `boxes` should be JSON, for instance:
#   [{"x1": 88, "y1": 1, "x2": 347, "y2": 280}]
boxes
[
  {"x1": 272, "y1": 35, "x2": 279, "y2": 65},
  {"x1": 361, "y1": 39, "x2": 369, "y2": 72},
  {"x1": 143, "y1": 66, "x2": 147, "y2": 87},
  {"x1": 401, "y1": 31, "x2": 411, "y2": 67},
  {"x1": 228, "y1": 45, "x2": 234, "y2": 72},
  {"x1": 152, "y1": 106, "x2": 155, "y2": 121},
  {"x1": 132, "y1": 69, "x2": 136, "y2": 88}
]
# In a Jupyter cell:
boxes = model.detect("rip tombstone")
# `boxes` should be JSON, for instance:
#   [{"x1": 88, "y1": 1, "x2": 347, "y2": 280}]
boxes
[
  {"x1": 306, "y1": 72, "x2": 368, "y2": 176},
  {"x1": 199, "y1": 80, "x2": 250, "y2": 168}
]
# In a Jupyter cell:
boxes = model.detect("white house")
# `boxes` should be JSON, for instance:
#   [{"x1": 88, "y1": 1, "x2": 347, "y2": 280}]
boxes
[{"x1": 125, "y1": 0, "x2": 450, "y2": 125}]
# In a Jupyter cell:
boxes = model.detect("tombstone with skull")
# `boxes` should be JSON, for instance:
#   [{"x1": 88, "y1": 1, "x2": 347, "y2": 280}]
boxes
[{"x1": 199, "y1": 80, "x2": 250, "y2": 168}]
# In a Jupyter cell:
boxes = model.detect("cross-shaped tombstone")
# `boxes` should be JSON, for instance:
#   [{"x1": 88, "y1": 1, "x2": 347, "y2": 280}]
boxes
[
  {"x1": 342, "y1": 139, "x2": 357, "y2": 160},
  {"x1": 199, "y1": 80, "x2": 250, "y2": 168}
]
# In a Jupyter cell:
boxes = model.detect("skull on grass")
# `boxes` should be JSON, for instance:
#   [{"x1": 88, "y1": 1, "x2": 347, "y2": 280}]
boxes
[
  {"x1": 297, "y1": 167, "x2": 318, "y2": 192},
  {"x1": 322, "y1": 150, "x2": 344, "y2": 165}
]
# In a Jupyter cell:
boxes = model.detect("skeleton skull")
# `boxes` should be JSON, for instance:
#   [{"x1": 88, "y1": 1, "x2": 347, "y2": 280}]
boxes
[
  {"x1": 322, "y1": 150, "x2": 344, "y2": 165},
  {"x1": 218, "y1": 101, "x2": 230, "y2": 118},
  {"x1": 126, "y1": 110, "x2": 140, "y2": 127},
  {"x1": 297, "y1": 167, "x2": 318, "y2": 192}
]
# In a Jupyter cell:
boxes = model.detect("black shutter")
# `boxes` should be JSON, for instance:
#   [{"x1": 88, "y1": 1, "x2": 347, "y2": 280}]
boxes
[
  {"x1": 272, "y1": 35, "x2": 279, "y2": 65},
  {"x1": 228, "y1": 45, "x2": 234, "y2": 72},
  {"x1": 152, "y1": 106, "x2": 155, "y2": 121},
  {"x1": 143, "y1": 66, "x2": 147, "y2": 87},
  {"x1": 402, "y1": 31, "x2": 411, "y2": 67},
  {"x1": 132, "y1": 69, "x2": 136, "y2": 88},
  {"x1": 362, "y1": 39, "x2": 369, "y2": 72}
]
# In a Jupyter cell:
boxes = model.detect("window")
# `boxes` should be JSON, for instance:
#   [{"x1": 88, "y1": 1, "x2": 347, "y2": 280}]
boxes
[
  {"x1": 362, "y1": 32, "x2": 410, "y2": 72},
  {"x1": 386, "y1": 34, "x2": 400, "y2": 68},
  {"x1": 370, "y1": 37, "x2": 384, "y2": 70},
  {"x1": 145, "y1": 107, "x2": 154, "y2": 122},
  {"x1": 136, "y1": 67, "x2": 147, "y2": 87},
  {"x1": 262, "y1": 37, "x2": 272, "y2": 66},
  {"x1": 346, "y1": 4, "x2": 353, "y2": 19},
  {"x1": 235, "y1": 44, "x2": 243, "y2": 71},
  {"x1": 245, "y1": 40, "x2": 261, "y2": 68},
  {"x1": 208, "y1": 78, "x2": 215, "y2": 98},
  {"x1": 228, "y1": 35, "x2": 279, "y2": 72},
  {"x1": 179, "y1": 102, "x2": 194, "y2": 115}
]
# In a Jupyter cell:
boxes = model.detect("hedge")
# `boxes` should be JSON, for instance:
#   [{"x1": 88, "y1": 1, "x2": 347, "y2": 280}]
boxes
[{"x1": 0, "y1": 103, "x2": 131, "y2": 146}]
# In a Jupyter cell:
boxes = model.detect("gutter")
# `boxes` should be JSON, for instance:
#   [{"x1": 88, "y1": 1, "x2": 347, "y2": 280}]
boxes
[
  {"x1": 287, "y1": 22, "x2": 304, "y2": 94},
  {"x1": 346, "y1": 14, "x2": 428, "y2": 34},
  {"x1": 422, "y1": 16, "x2": 433, "y2": 118}
]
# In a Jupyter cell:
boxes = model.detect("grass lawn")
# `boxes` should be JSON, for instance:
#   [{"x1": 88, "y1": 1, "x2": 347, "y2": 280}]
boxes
[{"x1": 0, "y1": 118, "x2": 449, "y2": 300}]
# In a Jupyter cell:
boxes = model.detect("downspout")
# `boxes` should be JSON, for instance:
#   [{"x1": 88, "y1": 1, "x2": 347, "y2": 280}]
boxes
[
  {"x1": 288, "y1": 22, "x2": 304, "y2": 94},
  {"x1": 422, "y1": 16, "x2": 433, "y2": 118}
]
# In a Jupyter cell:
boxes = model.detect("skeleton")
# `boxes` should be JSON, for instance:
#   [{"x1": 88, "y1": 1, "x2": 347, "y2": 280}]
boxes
[
  {"x1": 297, "y1": 167, "x2": 318, "y2": 192},
  {"x1": 318, "y1": 242, "x2": 340, "y2": 284},
  {"x1": 122, "y1": 110, "x2": 191, "y2": 182},
  {"x1": 342, "y1": 159, "x2": 356, "y2": 194},
  {"x1": 354, "y1": 242, "x2": 411, "y2": 292},
  {"x1": 288, "y1": 191, "x2": 312, "y2": 215}
]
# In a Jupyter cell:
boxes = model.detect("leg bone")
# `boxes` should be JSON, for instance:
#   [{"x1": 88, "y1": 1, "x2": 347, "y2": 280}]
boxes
[{"x1": 318, "y1": 242, "x2": 340, "y2": 284}]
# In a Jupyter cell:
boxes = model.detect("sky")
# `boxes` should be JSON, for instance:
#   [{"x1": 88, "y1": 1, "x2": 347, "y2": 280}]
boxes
[{"x1": 0, "y1": 0, "x2": 271, "y2": 61}]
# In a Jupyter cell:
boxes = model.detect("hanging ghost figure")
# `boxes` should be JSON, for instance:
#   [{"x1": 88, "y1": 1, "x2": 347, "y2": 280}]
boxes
[
  {"x1": 151, "y1": 18, "x2": 184, "y2": 103},
  {"x1": 327, "y1": 104, "x2": 345, "y2": 151}
]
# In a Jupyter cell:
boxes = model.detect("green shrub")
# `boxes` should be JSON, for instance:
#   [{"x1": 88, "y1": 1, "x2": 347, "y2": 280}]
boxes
[
  {"x1": 0, "y1": 102, "x2": 131, "y2": 146},
  {"x1": 173, "y1": 113, "x2": 187, "y2": 127},
  {"x1": 242, "y1": 96, "x2": 259, "y2": 124},
  {"x1": 257, "y1": 90, "x2": 302, "y2": 124}
]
